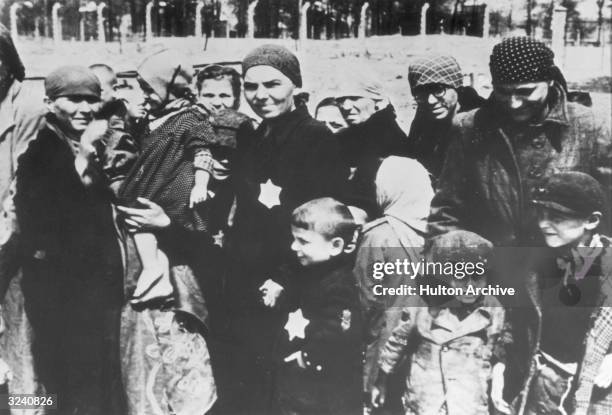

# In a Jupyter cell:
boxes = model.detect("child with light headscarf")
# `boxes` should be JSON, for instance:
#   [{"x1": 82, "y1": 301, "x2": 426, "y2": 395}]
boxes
[{"x1": 353, "y1": 156, "x2": 434, "y2": 409}]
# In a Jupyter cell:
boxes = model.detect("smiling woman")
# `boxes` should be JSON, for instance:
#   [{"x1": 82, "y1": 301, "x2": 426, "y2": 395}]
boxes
[{"x1": 15, "y1": 65, "x2": 125, "y2": 415}]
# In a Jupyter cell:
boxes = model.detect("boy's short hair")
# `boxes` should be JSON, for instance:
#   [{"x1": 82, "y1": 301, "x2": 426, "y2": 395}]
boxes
[
  {"x1": 196, "y1": 65, "x2": 241, "y2": 104},
  {"x1": 292, "y1": 198, "x2": 357, "y2": 244},
  {"x1": 532, "y1": 171, "x2": 606, "y2": 218}
]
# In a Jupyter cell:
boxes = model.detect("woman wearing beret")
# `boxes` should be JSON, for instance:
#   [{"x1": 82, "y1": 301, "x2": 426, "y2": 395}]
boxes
[
  {"x1": 219, "y1": 44, "x2": 350, "y2": 413},
  {"x1": 15, "y1": 65, "x2": 125, "y2": 414}
]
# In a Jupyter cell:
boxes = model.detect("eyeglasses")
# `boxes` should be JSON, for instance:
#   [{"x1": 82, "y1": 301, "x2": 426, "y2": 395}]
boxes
[{"x1": 413, "y1": 84, "x2": 448, "y2": 103}]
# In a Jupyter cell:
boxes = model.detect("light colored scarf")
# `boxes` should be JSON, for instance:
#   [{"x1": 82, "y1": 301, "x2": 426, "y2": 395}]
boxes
[{"x1": 375, "y1": 156, "x2": 433, "y2": 233}]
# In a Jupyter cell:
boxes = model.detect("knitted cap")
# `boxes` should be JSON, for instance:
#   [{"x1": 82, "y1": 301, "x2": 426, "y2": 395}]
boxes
[
  {"x1": 430, "y1": 231, "x2": 494, "y2": 264},
  {"x1": 408, "y1": 55, "x2": 463, "y2": 90},
  {"x1": 242, "y1": 44, "x2": 302, "y2": 88},
  {"x1": 138, "y1": 49, "x2": 193, "y2": 99},
  {"x1": 490, "y1": 37, "x2": 555, "y2": 85},
  {"x1": 334, "y1": 66, "x2": 386, "y2": 101},
  {"x1": 532, "y1": 171, "x2": 605, "y2": 217},
  {"x1": 45, "y1": 65, "x2": 101, "y2": 100}
]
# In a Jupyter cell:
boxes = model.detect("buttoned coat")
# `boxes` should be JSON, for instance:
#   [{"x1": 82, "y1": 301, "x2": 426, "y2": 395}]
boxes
[{"x1": 428, "y1": 85, "x2": 611, "y2": 247}]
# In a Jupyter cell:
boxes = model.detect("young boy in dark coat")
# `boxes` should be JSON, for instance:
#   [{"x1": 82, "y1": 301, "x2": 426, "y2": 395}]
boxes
[{"x1": 269, "y1": 197, "x2": 363, "y2": 415}]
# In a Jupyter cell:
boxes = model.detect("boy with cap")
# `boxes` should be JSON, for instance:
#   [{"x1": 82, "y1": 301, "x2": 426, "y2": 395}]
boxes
[
  {"x1": 405, "y1": 55, "x2": 484, "y2": 182},
  {"x1": 371, "y1": 230, "x2": 508, "y2": 415},
  {"x1": 269, "y1": 198, "x2": 362, "y2": 415},
  {"x1": 504, "y1": 171, "x2": 612, "y2": 415}
]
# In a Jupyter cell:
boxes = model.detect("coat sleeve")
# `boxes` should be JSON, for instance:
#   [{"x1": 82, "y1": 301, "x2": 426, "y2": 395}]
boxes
[
  {"x1": 353, "y1": 233, "x2": 387, "y2": 343},
  {"x1": 378, "y1": 308, "x2": 417, "y2": 374},
  {"x1": 427, "y1": 122, "x2": 471, "y2": 239}
]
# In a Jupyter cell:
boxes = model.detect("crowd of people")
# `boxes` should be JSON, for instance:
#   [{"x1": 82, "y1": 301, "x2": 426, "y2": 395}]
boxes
[{"x1": 0, "y1": 20, "x2": 611, "y2": 415}]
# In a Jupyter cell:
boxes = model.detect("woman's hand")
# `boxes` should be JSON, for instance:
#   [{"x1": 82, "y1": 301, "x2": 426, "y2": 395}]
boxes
[
  {"x1": 116, "y1": 197, "x2": 171, "y2": 232},
  {"x1": 594, "y1": 354, "x2": 612, "y2": 389}
]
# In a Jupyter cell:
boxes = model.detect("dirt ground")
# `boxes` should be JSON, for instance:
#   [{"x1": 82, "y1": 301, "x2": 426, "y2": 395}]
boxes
[{"x1": 15, "y1": 34, "x2": 611, "y2": 131}]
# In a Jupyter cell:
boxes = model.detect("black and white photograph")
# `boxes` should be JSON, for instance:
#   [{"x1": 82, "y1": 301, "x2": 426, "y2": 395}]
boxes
[{"x1": 0, "y1": 0, "x2": 610, "y2": 414}]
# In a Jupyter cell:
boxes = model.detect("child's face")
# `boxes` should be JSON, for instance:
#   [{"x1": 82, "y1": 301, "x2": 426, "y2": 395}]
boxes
[
  {"x1": 290, "y1": 226, "x2": 342, "y2": 267},
  {"x1": 450, "y1": 276, "x2": 487, "y2": 305},
  {"x1": 537, "y1": 207, "x2": 591, "y2": 248}
]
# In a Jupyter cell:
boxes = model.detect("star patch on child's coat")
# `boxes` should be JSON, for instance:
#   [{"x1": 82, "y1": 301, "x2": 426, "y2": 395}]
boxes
[
  {"x1": 341, "y1": 309, "x2": 352, "y2": 331},
  {"x1": 285, "y1": 309, "x2": 309, "y2": 341}
]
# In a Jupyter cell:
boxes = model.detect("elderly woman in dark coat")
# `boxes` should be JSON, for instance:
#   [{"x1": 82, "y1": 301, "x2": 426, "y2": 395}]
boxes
[
  {"x1": 428, "y1": 37, "x2": 611, "y2": 248},
  {"x1": 16, "y1": 66, "x2": 125, "y2": 415},
  {"x1": 405, "y1": 55, "x2": 484, "y2": 184}
]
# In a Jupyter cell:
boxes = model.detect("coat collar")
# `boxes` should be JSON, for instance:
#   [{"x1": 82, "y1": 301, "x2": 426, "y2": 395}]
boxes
[
  {"x1": 0, "y1": 81, "x2": 21, "y2": 140},
  {"x1": 260, "y1": 105, "x2": 311, "y2": 146},
  {"x1": 420, "y1": 297, "x2": 497, "y2": 344}
]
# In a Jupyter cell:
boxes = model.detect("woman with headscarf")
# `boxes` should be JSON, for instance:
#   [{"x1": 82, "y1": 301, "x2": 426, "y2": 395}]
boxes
[
  {"x1": 428, "y1": 36, "x2": 611, "y2": 248},
  {"x1": 405, "y1": 55, "x2": 485, "y2": 184},
  {"x1": 15, "y1": 65, "x2": 125, "y2": 415},
  {"x1": 218, "y1": 44, "x2": 349, "y2": 413},
  {"x1": 333, "y1": 67, "x2": 409, "y2": 218},
  {"x1": 353, "y1": 156, "x2": 434, "y2": 411},
  {"x1": 116, "y1": 50, "x2": 219, "y2": 415},
  {"x1": 0, "y1": 23, "x2": 46, "y2": 402}
]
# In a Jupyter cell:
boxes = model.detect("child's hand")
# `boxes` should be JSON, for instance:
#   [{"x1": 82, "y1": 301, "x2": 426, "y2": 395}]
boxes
[
  {"x1": 259, "y1": 279, "x2": 284, "y2": 307},
  {"x1": 594, "y1": 354, "x2": 612, "y2": 388},
  {"x1": 189, "y1": 186, "x2": 209, "y2": 208},
  {"x1": 371, "y1": 384, "x2": 386, "y2": 409},
  {"x1": 491, "y1": 363, "x2": 512, "y2": 414},
  {"x1": 284, "y1": 351, "x2": 306, "y2": 369}
]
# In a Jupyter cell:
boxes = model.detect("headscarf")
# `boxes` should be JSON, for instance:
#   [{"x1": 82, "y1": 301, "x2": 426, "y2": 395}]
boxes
[
  {"x1": 0, "y1": 23, "x2": 25, "y2": 82},
  {"x1": 408, "y1": 55, "x2": 463, "y2": 90},
  {"x1": 489, "y1": 36, "x2": 557, "y2": 85},
  {"x1": 138, "y1": 49, "x2": 194, "y2": 102},
  {"x1": 334, "y1": 66, "x2": 386, "y2": 101},
  {"x1": 242, "y1": 44, "x2": 302, "y2": 88},
  {"x1": 45, "y1": 66, "x2": 101, "y2": 100},
  {"x1": 375, "y1": 156, "x2": 433, "y2": 231}
]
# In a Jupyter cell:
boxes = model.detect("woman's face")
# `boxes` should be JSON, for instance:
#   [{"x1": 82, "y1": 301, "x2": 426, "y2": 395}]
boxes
[
  {"x1": 337, "y1": 96, "x2": 376, "y2": 125},
  {"x1": 198, "y1": 77, "x2": 236, "y2": 113},
  {"x1": 46, "y1": 95, "x2": 99, "y2": 134},
  {"x1": 243, "y1": 66, "x2": 295, "y2": 119},
  {"x1": 138, "y1": 77, "x2": 163, "y2": 112},
  {"x1": 492, "y1": 81, "x2": 550, "y2": 123}
]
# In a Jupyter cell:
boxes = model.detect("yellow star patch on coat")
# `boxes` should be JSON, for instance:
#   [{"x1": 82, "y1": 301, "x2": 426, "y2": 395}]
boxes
[
  {"x1": 341, "y1": 309, "x2": 352, "y2": 331},
  {"x1": 284, "y1": 308, "x2": 309, "y2": 341}
]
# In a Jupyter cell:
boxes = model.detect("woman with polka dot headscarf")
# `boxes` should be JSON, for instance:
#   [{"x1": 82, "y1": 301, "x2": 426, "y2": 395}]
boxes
[
  {"x1": 427, "y1": 36, "x2": 612, "y2": 415},
  {"x1": 428, "y1": 36, "x2": 611, "y2": 248}
]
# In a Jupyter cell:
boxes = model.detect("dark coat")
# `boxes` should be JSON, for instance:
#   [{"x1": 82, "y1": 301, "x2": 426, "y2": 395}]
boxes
[
  {"x1": 508, "y1": 236, "x2": 612, "y2": 415},
  {"x1": 15, "y1": 123, "x2": 125, "y2": 415},
  {"x1": 236, "y1": 106, "x2": 349, "y2": 267},
  {"x1": 275, "y1": 257, "x2": 363, "y2": 415},
  {"x1": 428, "y1": 85, "x2": 612, "y2": 248},
  {"x1": 337, "y1": 104, "x2": 408, "y2": 216},
  {"x1": 406, "y1": 86, "x2": 485, "y2": 183}
]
